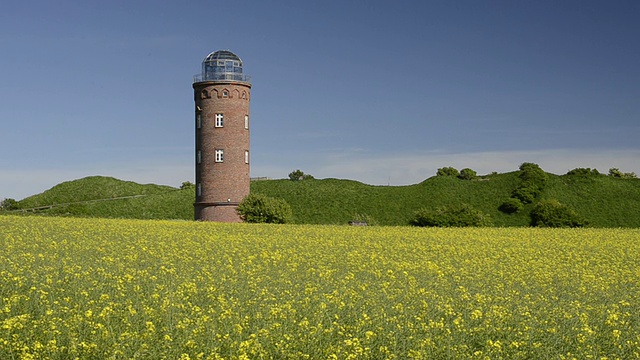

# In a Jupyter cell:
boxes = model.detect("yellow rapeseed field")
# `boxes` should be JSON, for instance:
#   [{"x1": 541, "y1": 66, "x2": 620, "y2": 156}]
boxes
[{"x1": 1, "y1": 215, "x2": 639, "y2": 359}]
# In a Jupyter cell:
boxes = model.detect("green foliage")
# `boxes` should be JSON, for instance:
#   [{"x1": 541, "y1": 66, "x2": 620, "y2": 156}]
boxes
[
  {"x1": 566, "y1": 168, "x2": 600, "y2": 177},
  {"x1": 436, "y1": 167, "x2": 460, "y2": 177},
  {"x1": 504, "y1": 162, "x2": 548, "y2": 206},
  {"x1": 511, "y1": 185, "x2": 538, "y2": 204},
  {"x1": 237, "y1": 193, "x2": 292, "y2": 224},
  {"x1": 499, "y1": 198, "x2": 524, "y2": 214},
  {"x1": 289, "y1": 169, "x2": 304, "y2": 181},
  {"x1": 519, "y1": 162, "x2": 548, "y2": 185},
  {"x1": 609, "y1": 168, "x2": 637, "y2": 179},
  {"x1": 458, "y1": 168, "x2": 477, "y2": 180},
  {"x1": 1, "y1": 198, "x2": 18, "y2": 211},
  {"x1": 410, "y1": 203, "x2": 493, "y2": 227},
  {"x1": 180, "y1": 181, "x2": 195, "y2": 190},
  {"x1": 288, "y1": 169, "x2": 314, "y2": 181},
  {"x1": 530, "y1": 199, "x2": 586, "y2": 228}
]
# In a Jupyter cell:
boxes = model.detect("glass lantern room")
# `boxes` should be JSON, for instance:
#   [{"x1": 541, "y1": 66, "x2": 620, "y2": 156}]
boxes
[{"x1": 195, "y1": 50, "x2": 251, "y2": 83}]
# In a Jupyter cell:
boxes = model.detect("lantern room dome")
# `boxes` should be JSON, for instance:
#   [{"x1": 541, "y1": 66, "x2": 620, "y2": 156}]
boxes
[
  {"x1": 203, "y1": 50, "x2": 243, "y2": 64},
  {"x1": 196, "y1": 49, "x2": 250, "y2": 83}
]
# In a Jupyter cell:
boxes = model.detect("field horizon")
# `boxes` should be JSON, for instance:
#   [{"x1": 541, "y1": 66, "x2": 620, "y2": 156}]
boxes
[{"x1": 3, "y1": 166, "x2": 640, "y2": 227}]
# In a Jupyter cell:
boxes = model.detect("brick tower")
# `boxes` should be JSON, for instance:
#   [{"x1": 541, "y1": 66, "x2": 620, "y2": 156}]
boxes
[{"x1": 193, "y1": 50, "x2": 251, "y2": 222}]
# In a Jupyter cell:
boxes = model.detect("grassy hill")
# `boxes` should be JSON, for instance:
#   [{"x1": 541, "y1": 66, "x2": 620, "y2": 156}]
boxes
[
  {"x1": 5, "y1": 172, "x2": 640, "y2": 227},
  {"x1": 12, "y1": 177, "x2": 193, "y2": 220}
]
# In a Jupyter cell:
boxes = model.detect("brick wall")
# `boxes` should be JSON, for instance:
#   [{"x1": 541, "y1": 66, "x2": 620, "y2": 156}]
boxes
[{"x1": 193, "y1": 81, "x2": 251, "y2": 222}]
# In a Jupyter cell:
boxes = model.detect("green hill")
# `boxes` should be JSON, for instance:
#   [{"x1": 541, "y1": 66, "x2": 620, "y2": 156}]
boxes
[
  {"x1": 5, "y1": 172, "x2": 640, "y2": 227},
  {"x1": 11, "y1": 176, "x2": 193, "y2": 220},
  {"x1": 251, "y1": 173, "x2": 640, "y2": 227}
]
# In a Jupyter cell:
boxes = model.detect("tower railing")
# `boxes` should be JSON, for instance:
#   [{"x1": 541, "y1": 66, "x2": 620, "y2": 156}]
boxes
[{"x1": 193, "y1": 73, "x2": 251, "y2": 83}]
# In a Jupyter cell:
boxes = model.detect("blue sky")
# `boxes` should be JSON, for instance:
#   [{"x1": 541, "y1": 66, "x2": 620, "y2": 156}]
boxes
[{"x1": 1, "y1": 0, "x2": 639, "y2": 200}]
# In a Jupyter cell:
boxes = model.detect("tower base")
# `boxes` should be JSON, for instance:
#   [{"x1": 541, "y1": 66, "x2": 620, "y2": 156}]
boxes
[{"x1": 195, "y1": 202, "x2": 242, "y2": 222}]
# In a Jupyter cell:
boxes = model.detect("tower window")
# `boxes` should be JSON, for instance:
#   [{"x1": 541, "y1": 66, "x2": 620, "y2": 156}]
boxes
[
  {"x1": 196, "y1": 114, "x2": 202, "y2": 129},
  {"x1": 215, "y1": 113, "x2": 224, "y2": 127},
  {"x1": 245, "y1": 150, "x2": 249, "y2": 164},
  {"x1": 244, "y1": 115, "x2": 249, "y2": 129},
  {"x1": 196, "y1": 150, "x2": 201, "y2": 164},
  {"x1": 215, "y1": 149, "x2": 224, "y2": 162},
  {"x1": 197, "y1": 183, "x2": 202, "y2": 197}
]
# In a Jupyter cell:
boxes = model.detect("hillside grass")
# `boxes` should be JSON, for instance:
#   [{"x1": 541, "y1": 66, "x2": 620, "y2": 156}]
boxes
[
  {"x1": 11, "y1": 177, "x2": 193, "y2": 220},
  {"x1": 17, "y1": 176, "x2": 175, "y2": 208},
  {"x1": 5, "y1": 172, "x2": 640, "y2": 227}
]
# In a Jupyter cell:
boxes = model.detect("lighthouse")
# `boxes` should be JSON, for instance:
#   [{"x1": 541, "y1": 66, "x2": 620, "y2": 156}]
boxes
[{"x1": 193, "y1": 50, "x2": 251, "y2": 222}]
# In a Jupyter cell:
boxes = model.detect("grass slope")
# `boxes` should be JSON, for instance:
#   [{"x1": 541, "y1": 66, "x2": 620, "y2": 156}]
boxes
[
  {"x1": 13, "y1": 176, "x2": 193, "y2": 220},
  {"x1": 6, "y1": 173, "x2": 640, "y2": 227},
  {"x1": 250, "y1": 172, "x2": 640, "y2": 227},
  {"x1": 18, "y1": 176, "x2": 174, "y2": 208}
]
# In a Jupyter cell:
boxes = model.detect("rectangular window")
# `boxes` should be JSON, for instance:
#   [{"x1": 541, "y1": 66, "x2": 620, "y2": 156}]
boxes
[
  {"x1": 244, "y1": 150, "x2": 249, "y2": 164},
  {"x1": 215, "y1": 149, "x2": 224, "y2": 162},
  {"x1": 197, "y1": 183, "x2": 202, "y2": 197},
  {"x1": 196, "y1": 114, "x2": 201, "y2": 129},
  {"x1": 196, "y1": 150, "x2": 201, "y2": 164},
  {"x1": 215, "y1": 113, "x2": 224, "y2": 127},
  {"x1": 244, "y1": 115, "x2": 249, "y2": 129}
]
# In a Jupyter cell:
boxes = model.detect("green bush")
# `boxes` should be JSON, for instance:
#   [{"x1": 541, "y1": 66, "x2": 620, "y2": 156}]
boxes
[
  {"x1": 289, "y1": 170, "x2": 303, "y2": 181},
  {"x1": 499, "y1": 198, "x2": 524, "y2": 214},
  {"x1": 609, "y1": 168, "x2": 637, "y2": 179},
  {"x1": 180, "y1": 181, "x2": 195, "y2": 190},
  {"x1": 458, "y1": 168, "x2": 477, "y2": 180},
  {"x1": 519, "y1": 162, "x2": 548, "y2": 185},
  {"x1": 0, "y1": 198, "x2": 18, "y2": 211},
  {"x1": 511, "y1": 185, "x2": 538, "y2": 204},
  {"x1": 237, "y1": 194, "x2": 293, "y2": 224},
  {"x1": 410, "y1": 203, "x2": 493, "y2": 227},
  {"x1": 530, "y1": 199, "x2": 586, "y2": 228},
  {"x1": 566, "y1": 168, "x2": 600, "y2": 177},
  {"x1": 288, "y1": 170, "x2": 314, "y2": 181},
  {"x1": 436, "y1": 167, "x2": 459, "y2": 177}
]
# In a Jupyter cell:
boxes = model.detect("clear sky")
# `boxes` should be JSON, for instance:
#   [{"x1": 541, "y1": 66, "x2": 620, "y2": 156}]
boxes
[{"x1": 1, "y1": 0, "x2": 639, "y2": 200}]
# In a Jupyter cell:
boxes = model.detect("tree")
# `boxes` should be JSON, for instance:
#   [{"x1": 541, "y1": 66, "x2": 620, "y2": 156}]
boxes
[
  {"x1": 519, "y1": 162, "x2": 548, "y2": 185},
  {"x1": 0, "y1": 198, "x2": 18, "y2": 211},
  {"x1": 458, "y1": 168, "x2": 477, "y2": 180},
  {"x1": 530, "y1": 199, "x2": 586, "y2": 228},
  {"x1": 410, "y1": 204, "x2": 493, "y2": 227},
  {"x1": 609, "y1": 168, "x2": 624, "y2": 178},
  {"x1": 288, "y1": 169, "x2": 314, "y2": 181},
  {"x1": 180, "y1": 181, "x2": 195, "y2": 190},
  {"x1": 566, "y1": 168, "x2": 600, "y2": 177},
  {"x1": 499, "y1": 198, "x2": 524, "y2": 214},
  {"x1": 237, "y1": 193, "x2": 292, "y2": 224},
  {"x1": 511, "y1": 185, "x2": 538, "y2": 204},
  {"x1": 609, "y1": 168, "x2": 637, "y2": 179},
  {"x1": 436, "y1": 167, "x2": 459, "y2": 177}
]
